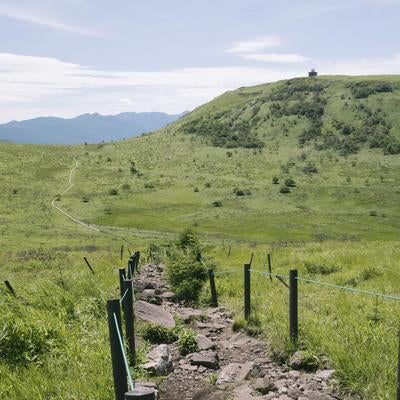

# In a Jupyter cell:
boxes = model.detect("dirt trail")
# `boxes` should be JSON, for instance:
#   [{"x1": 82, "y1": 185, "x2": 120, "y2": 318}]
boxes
[
  {"x1": 135, "y1": 264, "x2": 343, "y2": 400},
  {"x1": 51, "y1": 160, "x2": 100, "y2": 232}
]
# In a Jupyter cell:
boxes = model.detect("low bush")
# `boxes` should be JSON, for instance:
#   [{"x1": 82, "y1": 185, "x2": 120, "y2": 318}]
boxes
[
  {"x1": 141, "y1": 324, "x2": 178, "y2": 344},
  {"x1": 284, "y1": 178, "x2": 296, "y2": 187},
  {"x1": 212, "y1": 200, "x2": 222, "y2": 207},
  {"x1": 280, "y1": 186, "x2": 290, "y2": 194},
  {"x1": 109, "y1": 188, "x2": 118, "y2": 195},
  {"x1": 178, "y1": 329, "x2": 198, "y2": 356},
  {"x1": 305, "y1": 263, "x2": 341, "y2": 275}
]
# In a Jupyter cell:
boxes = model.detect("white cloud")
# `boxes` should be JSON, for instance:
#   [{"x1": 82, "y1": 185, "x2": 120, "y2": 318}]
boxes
[
  {"x1": 242, "y1": 53, "x2": 308, "y2": 64},
  {"x1": 227, "y1": 36, "x2": 282, "y2": 53},
  {"x1": 0, "y1": 3, "x2": 103, "y2": 37},
  {"x1": 1, "y1": 52, "x2": 400, "y2": 122}
]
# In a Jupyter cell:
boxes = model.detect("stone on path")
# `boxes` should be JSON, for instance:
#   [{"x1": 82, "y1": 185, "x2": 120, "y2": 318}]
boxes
[
  {"x1": 216, "y1": 362, "x2": 260, "y2": 385},
  {"x1": 189, "y1": 351, "x2": 219, "y2": 369},
  {"x1": 136, "y1": 300, "x2": 175, "y2": 328},
  {"x1": 233, "y1": 383, "x2": 253, "y2": 400},
  {"x1": 176, "y1": 307, "x2": 205, "y2": 323},
  {"x1": 142, "y1": 344, "x2": 173, "y2": 375},
  {"x1": 196, "y1": 334, "x2": 215, "y2": 351},
  {"x1": 254, "y1": 377, "x2": 278, "y2": 394}
]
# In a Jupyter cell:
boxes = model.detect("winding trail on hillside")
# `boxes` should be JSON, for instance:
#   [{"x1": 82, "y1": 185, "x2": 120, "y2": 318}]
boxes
[{"x1": 51, "y1": 160, "x2": 100, "y2": 232}]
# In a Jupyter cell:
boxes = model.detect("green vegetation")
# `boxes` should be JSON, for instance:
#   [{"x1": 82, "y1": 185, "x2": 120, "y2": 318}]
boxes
[
  {"x1": 1, "y1": 75, "x2": 400, "y2": 399},
  {"x1": 177, "y1": 329, "x2": 198, "y2": 356},
  {"x1": 141, "y1": 324, "x2": 179, "y2": 344}
]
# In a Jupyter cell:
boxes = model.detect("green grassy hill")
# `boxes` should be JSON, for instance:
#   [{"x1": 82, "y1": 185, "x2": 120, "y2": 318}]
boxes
[{"x1": 1, "y1": 75, "x2": 400, "y2": 399}]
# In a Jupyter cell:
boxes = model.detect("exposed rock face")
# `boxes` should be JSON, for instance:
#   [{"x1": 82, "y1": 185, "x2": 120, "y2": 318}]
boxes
[
  {"x1": 142, "y1": 344, "x2": 173, "y2": 375},
  {"x1": 135, "y1": 300, "x2": 175, "y2": 328}
]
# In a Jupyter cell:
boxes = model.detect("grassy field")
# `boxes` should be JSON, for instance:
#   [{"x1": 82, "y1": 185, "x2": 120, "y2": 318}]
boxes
[{"x1": 1, "y1": 75, "x2": 400, "y2": 399}]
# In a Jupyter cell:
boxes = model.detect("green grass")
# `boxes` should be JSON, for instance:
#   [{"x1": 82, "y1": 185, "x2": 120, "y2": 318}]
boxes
[{"x1": 1, "y1": 75, "x2": 400, "y2": 399}]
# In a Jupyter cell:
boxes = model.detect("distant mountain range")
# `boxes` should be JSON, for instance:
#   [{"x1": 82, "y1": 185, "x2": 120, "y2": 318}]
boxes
[{"x1": 0, "y1": 112, "x2": 186, "y2": 144}]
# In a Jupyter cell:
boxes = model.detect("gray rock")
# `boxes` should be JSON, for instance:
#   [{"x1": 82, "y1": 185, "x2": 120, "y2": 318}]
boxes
[
  {"x1": 189, "y1": 351, "x2": 219, "y2": 369},
  {"x1": 217, "y1": 362, "x2": 260, "y2": 385},
  {"x1": 289, "y1": 351, "x2": 319, "y2": 371},
  {"x1": 196, "y1": 334, "x2": 215, "y2": 351},
  {"x1": 254, "y1": 377, "x2": 278, "y2": 394},
  {"x1": 303, "y1": 391, "x2": 336, "y2": 400},
  {"x1": 161, "y1": 291, "x2": 176, "y2": 301},
  {"x1": 233, "y1": 383, "x2": 253, "y2": 400},
  {"x1": 176, "y1": 307, "x2": 204, "y2": 323},
  {"x1": 315, "y1": 369, "x2": 335, "y2": 381},
  {"x1": 136, "y1": 300, "x2": 175, "y2": 328},
  {"x1": 142, "y1": 344, "x2": 173, "y2": 375},
  {"x1": 192, "y1": 388, "x2": 227, "y2": 400}
]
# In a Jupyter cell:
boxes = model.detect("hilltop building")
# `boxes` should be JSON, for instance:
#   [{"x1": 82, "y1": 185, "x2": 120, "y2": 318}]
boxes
[{"x1": 308, "y1": 68, "x2": 318, "y2": 77}]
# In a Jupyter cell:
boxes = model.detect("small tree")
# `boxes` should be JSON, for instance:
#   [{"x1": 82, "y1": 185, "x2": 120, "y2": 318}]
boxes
[{"x1": 272, "y1": 177, "x2": 279, "y2": 184}]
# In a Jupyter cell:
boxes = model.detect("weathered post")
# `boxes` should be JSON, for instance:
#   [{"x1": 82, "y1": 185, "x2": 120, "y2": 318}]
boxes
[
  {"x1": 120, "y1": 244, "x2": 124, "y2": 261},
  {"x1": 289, "y1": 269, "x2": 298, "y2": 344},
  {"x1": 227, "y1": 244, "x2": 232, "y2": 258},
  {"x1": 107, "y1": 299, "x2": 128, "y2": 400},
  {"x1": 119, "y1": 268, "x2": 126, "y2": 298},
  {"x1": 83, "y1": 257, "x2": 95, "y2": 274},
  {"x1": 208, "y1": 269, "x2": 218, "y2": 307},
  {"x1": 122, "y1": 279, "x2": 136, "y2": 366},
  {"x1": 4, "y1": 280, "x2": 16, "y2": 297},
  {"x1": 397, "y1": 330, "x2": 400, "y2": 400},
  {"x1": 127, "y1": 258, "x2": 133, "y2": 280},
  {"x1": 244, "y1": 263, "x2": 251, "y2": 320},
  {"x1": 134, "y1": 251, "x2": 140, "y2": 273},
  {"x1": 267, "y1": 253, "x2": 272, "y2": 281},
  {"x1": 124, "y1": 388, "x2": 156, "y2": 400}
]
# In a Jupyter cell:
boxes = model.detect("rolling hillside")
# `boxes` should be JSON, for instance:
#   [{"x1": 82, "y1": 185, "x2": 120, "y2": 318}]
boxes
[{"x1": 1, "y1": 75, "x2": 400, "y2": 400}]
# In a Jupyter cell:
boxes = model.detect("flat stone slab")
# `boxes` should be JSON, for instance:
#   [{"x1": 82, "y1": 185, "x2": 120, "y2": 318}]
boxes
[
  {"x1": 189, "y1": 351, "x2": 219, "y2": 369},
  {"x1": 136, "y1": 300, "x2": 176, "y2": 328},
  {"x1": 217, "y1": 362, "x2": 258, "y2": 385},
  {"x1": 196, "y1": 334, "x2": 215, "y2": 351},
  {"x1": 176, "y1": 307, "x2": 205, "y2": 323}
]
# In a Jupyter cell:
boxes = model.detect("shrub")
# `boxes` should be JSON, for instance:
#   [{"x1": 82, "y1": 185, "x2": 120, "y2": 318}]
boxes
[
  {"x1": 280, "y1": 186, "x2": 290, "y2": 194},
  {"x1": 141, "y1": 324, "x2": 178, "y2": 344},
  {"x1": 121, "y1": 183, "x2": 131, "y2": 190},
  {"x1": 178, "y1": 330, "x2": 198, "y2": 356},
  {"x1": 177, "y1": 228, "x2": 200, "y2": 252},
  {"x1": 284, "y1": 178, "x2": 296, "y2": 187},
  {"x1": 305, "y1": 263, "x2": 341, "y2": 275},
  {"x1": 302, "y1": 162, "x2": 318, "y2": 174},
  {"x1": 212, "y1": 201, "x2": 222, "y2": 207},
  {"x1": 144, "y1": 182, "x2": 155, "y2": 189},
  {"x1": 205, "y1": 182, "x2": 211, "y2": 188},
  {"x1": 82, "y1": 196, "x2": 89, "y2": 203},
  {"x1": 233, "y1": 188, "x2": 251, "y2": 196},
  {"x1": 272, "y1": 176, "x2": 279, "y2": 184},
  {"x1": 109, "y1": 188, "x2": 118, "y2": 195},
  {"x1": 166, "y1": 248, "x2": 207, "y2": 304},
  {"x1": 0, "y1": 316, "x2": 62, "y2": 366},
  {"x1": 369, "y1": 210, "x2": 378, "y2": 216},
  {"x1": 193, "y1": 187, "x2": 199, "y2": 192}
]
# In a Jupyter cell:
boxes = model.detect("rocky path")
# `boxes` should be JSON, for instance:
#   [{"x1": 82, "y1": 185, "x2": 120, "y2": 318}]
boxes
[{"x1": 134, "y1": 264, "x2": 342, "y2": 400}]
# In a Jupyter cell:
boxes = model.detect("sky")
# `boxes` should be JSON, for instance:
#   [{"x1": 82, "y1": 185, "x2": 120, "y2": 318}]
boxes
[{"x1": 1, "y1": 0, "x2": 400, "y2": 122}]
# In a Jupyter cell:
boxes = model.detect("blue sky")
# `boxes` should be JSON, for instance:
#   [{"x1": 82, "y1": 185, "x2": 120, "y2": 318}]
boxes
[{"x1": 1, "y1": 0, "x2": 400, "y2": 122}]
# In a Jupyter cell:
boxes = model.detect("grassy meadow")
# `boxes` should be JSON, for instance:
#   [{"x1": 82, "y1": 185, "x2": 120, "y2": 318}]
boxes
[{"x1": 1, "y1": 75, "x2": 400, "y2": 399}]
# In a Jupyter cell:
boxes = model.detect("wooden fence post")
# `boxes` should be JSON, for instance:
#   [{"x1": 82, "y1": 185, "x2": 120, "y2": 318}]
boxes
[
  {"x1": 397, "y1": 330, "x2": 400, "y2": 400},
  {"x1": 244, "y1": 263, "x2": 251, "y2": 320},
  {"x1": 134, "y1": 251, "x2": 140, "y2": 273},
  {"x1": 122, "y1": 278, "x2": 136, "y2": 366},
  {"x1": 120, "y1": 245, "x2": 124, "y2": 261},
  {"x1": 107, "y1": 299, "x2": 127, "y2": 400},
  {"x1": 4, "y1": 280, "x2": 16, "y2": 297},
  {"x1": 267, "y1": 253, "x2": 272, "y2": 281},
  {"x1": 289, "y1": 269, "x2": 298, "y2": 344},
  {"x1": 208, "y1": 269, "x2": 218, "y2": 307},
  {"x1": 124, "y1": 388, "x2": 156, "y2": 399},
  {"x1": 119, "y1": 268, "x2": 126, "y2": 298}
]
